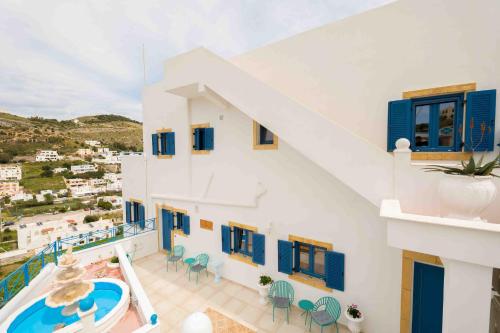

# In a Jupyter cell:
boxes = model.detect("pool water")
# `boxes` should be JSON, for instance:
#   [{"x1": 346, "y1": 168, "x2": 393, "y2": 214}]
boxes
[{"x1": 8, "y1": 282, "x2": 123, "y2": 333}]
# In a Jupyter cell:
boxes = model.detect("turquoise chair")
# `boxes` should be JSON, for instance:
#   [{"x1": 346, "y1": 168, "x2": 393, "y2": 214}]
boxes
[
  {"x1": 269, "y1": 280, "x2": 294, "y2": 323},
  {"x1": 167, "y1": 245, "x2": 185, "y2": 272},
  {"x1": 188, "y1": 253, "x2": 209, "y2": 284},
  {"x1": 309, "y1": 296, "x2": 341, "y2": 333}
]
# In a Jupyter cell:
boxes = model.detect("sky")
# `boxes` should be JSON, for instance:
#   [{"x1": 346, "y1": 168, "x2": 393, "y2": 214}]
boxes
[{"x1": 0, "y1": 0, "x2": 391, "y2": 121}]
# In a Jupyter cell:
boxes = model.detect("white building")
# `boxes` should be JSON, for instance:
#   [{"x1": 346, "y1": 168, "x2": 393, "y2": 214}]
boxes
[
  {"x1": 10, "y1": 192, "x2": 33, "y2": 202},
  {"x1": 53, "y1": 167, "x2": 68, "y2": 174},
  {"x1": 70, "y1": 164, "x2": 98, "y2": 174},
  {"x1": 35, "y1": 150, "x2": 62, "y2": 162},
  {"x1": 99, "y1": 195, "x2": 122, "y2": 208},
  {"x1": 76, "y1": 148, "x2": 94, "y2": 157},
  {"x1": 84, "y1": 140, "x2": 101, "y2": 147},
  {"x1": 0, "y1": 165, "x2": 21, "y2": 181},
  {"x1": 103, "y1": 173, "x2": 122, "y2": 183},
  {"x1": 17, "y1": 218, "x2": 113, "y2": 251},
  {"x1": 0, "y1": 182, "x2": 21, "y2": 196},
  {"x1": 121, "y1": 1, "x2": 500, "y2": 332}
]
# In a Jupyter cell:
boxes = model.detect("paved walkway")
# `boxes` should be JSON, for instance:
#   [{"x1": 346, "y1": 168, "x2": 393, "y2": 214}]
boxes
[{"x1": 133, "y1": 252, "x2": 349, "y2": 333}]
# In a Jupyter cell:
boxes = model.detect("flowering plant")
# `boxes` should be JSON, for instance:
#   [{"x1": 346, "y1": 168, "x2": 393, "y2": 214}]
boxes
[{"x1": 347, "y1": 304, "x2": 362, "y2": 319}]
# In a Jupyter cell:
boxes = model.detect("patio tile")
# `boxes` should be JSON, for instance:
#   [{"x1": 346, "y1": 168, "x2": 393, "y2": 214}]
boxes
[
  {"x1": 198, "y1": 285, "x2": 217, "y2": 299},
  {"x1": 209, "y1": 290, "x2": 232, "y2": 307},
  {"x1": 224, "y1": 297, "x2": 246, "y2": 315},
  {"x1": 237, "y1": 304, "x2": 264, "y2": 325},
  {"x1": 257, "y1": 313, "x2": 284, "y2": 332}
]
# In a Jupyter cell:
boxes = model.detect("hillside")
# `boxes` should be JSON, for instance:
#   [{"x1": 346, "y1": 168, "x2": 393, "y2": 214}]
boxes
[{"x1": 0, "y1": 112, "x2": 143, "y2": 163}]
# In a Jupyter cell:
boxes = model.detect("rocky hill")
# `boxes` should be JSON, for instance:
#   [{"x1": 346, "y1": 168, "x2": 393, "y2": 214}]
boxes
[{"x1": 0, "y1": 111, "x2": 143, "y2": 163}]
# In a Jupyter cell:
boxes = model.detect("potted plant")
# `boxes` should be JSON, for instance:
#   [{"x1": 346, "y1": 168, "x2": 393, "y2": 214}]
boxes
[
  {"x1": 107, "y1": 256, "x2": 120, "y2": 269},
  {"x1": 345, "y1": 304, "x2": 364, "y2": 333},
  {"x1": 423, "y1": 154, "x2": 499, "y2": 221},
  {"x1": 258, "y1": 275, "x2": 273, "y2": 305}
]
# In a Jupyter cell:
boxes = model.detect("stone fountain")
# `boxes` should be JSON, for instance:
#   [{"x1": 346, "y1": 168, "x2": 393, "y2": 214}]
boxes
[{"x1": 45, "y1": 246, "x2": 95, "y2": 316}]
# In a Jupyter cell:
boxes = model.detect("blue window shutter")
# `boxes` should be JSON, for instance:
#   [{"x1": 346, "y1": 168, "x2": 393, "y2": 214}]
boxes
[
  {"x1": 252, "y1": 233, "x2": 265, "y2": 265},
  {"x1": 233, "y1": 227, "x2": 241, "y2": 253},
  {"x1": 151, "y1": 134, "x2": 159, "y2": 156},
  {"x1": 138, "y1": 205, "x2": 145, "y2": 229},
  {"x1": 221, "y1": 225, "x2": 231, "y2": 254},
  {"x1": 166, "y1": 132, "x2": 175, "y2": 155},
  {"x1": 194, "y1": 128, "x2": 201, "y2": 150},
  {"x1": 161, "y1": 209, "x2": 171, "y2": 251},
  {"x1": 465, "y1": 89, "x2": 496, "y2": 151},
  {"x1": 387, "y1": 99, "x2": 412, "y2": 151},
  {"x1": 325, "y1": 251, "x2": 345, "y2": 291},
  {"x1": 278, "y1": 240, "x2": 293, "y2": 274},
  {"x1": 204, "y1": 128, "x2": 214, "y2": 150},
  {"x1": 125, "y1": 201, "x2": 131, "y2": 224},
  {"x1": 182, "y1": 215, "x2": 190, "y2": 235},
  {"x1": 293, "y1": 241, "x2": 300, "y2": 272},
  {"x1": 160, "y1": 133, "x2": 167, "y2": 155},
  {"x1": 168, "y1": 211, "x2": 175, "y2": 230}
]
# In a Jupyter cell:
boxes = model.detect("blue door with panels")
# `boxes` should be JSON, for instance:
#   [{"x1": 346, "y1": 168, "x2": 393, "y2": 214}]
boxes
[{"x1": 412, "y1": 262, "x2": 444, "y2": 333}]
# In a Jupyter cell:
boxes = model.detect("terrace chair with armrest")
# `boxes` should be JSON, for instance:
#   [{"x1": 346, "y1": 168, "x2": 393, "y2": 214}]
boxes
[
  {"x1": 269, "y1": 280, "x2": 294, "y2": 323},
  {"x1": 309, "y1": 296, "x2": 341, "y2": 333},
  {"x1": 188, "y1": 253, "x2": 209, "y2": 284},
  {"x1": 167, "y1": 245, "x2": 185, "y2": 272}
]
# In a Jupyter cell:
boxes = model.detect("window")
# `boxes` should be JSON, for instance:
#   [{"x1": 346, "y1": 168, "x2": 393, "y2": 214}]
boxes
[
  {"x1": 191, "y1": 124, "x2": 214, "y2": 153},
  {"x1": 125, "y1": 200, "x2": 145, "y2": 224},
  {"x1": 412, "y1": 94, "x2": 463, "y2": 152},
  {"x1": 253, "y1": 121, "x2": 278, "y2": 150},
  {"x1": 176, "y1": 211, "x2": 184, "y2": 231},
  {"x1": 277, "y1": 235, "x2": 344, "y2": 291},
  {"x1": 295, "y1": 241, "x2": 327, "y2": 279},
  {"x1": 152, "y1": 129, "x2": 175, "y2": 157},
  {"x1": 388, "y1": 87, "x2": 496, "y2": 153},
  {"x1": 221, "y1": 222, "x2": 265, "y2": 266}
]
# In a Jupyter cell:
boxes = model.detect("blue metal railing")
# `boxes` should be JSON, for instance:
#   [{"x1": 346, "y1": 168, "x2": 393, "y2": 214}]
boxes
[{"x1": 0, "y1": 218, "x2": 155, "y2": 308}]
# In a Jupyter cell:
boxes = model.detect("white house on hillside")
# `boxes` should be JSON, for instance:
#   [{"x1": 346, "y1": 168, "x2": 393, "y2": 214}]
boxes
[
  {"x1": 121, "y1": 0, "x2": 500, "y2": 332},
  {"x1": 0, "y1": 165, "x2": 21, "y2": 181},
  {"x1": 71, "y1": 164, "x2": 97, "y2": 174},
  {"x1": 35, "y1": 150, "x2": 62, "y2": 162}
]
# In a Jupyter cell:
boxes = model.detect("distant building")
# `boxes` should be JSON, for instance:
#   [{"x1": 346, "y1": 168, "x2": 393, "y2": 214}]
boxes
[
  {"x1": 84, "y1": 140, "x2": 101, "y2": 147},
  {"x1": 64, "y1": 178, "x2": 88, "y2": 187},
  {"x1": 99, "y1": 195, "x2": 122, "y2": 208},
  {"x1": 35, "y1": 150, "x2": 62, "y2": 162},
  {"x1": 17, "y1": 218, "x2": 114, "y2": 250},
  {"x1": 0, "y1": 165, "x2": 22, "y2": 181},
  {"x1": 0, "y1": 182, "x2": 20, "y2": 196},
  {"x1": 103, "y1": 173, "x2": 122, "y2": 182},
  {"x1": 53, "y1": 167, "x2": 68, "y2": 174},
  {"x1": 71, "y1": 164, "x2": 97, "y2": 174},
  {"x1": 11, "y1": 192, "x2": 33, "y2": 202},
  {"x1": 76, "y1": 148, "x2": 94, "y2": 157},
  {"x1": 97, "y1": 147, "x2": 110, "y2": 155}
]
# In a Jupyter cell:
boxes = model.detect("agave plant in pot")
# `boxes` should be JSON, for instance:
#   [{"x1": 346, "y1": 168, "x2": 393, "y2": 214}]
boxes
[
  {"x1": 424, "y1": 154, "x2": 499, "y2": 221},
  {"x1": 258, "y1": 275, "x2": 273, "y2": 305}
]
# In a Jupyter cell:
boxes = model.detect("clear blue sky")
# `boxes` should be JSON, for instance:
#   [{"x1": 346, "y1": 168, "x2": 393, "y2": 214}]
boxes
[{"x1": 0, "y1": 0, "x2": 391, "y2": 121}]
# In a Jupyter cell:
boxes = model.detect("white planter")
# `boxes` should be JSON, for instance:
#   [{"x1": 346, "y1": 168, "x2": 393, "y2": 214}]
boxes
[
  {"x1": 107, "y1": 261, "x2": 120, "y2": 269},
  {"x1": 345, "y1": 310, "x2": 364, "y2": 333},
  {"x1": 438, "y1": 175, "x2": 497, "y2": 221},
  {"x1": 258, "y1": 284, "x2": 270, "y2": 305}
]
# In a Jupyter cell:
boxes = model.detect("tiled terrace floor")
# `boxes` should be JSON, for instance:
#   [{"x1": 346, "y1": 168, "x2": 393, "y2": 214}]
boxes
[{"x1": 133, "y1": 252, "x2": 349, "y2": 333}]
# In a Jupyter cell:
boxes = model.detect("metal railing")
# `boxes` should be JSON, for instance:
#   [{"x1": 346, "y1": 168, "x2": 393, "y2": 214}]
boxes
[{"x1": 0, "y1": 218, "x2": 155, "y2": 308}]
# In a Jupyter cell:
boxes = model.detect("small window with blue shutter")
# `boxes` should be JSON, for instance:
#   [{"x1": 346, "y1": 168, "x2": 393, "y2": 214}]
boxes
[
  {"x1": 222, "y1": 222, "x2": 264, "y2": 266},
  {"x1": 191, "y1": 124, "x2": 214, "y2": 153},
  {"x1": 279, "y1": 235, "x2": 342, "y2": 291},
  {"x1": 253, "y1": 121, "x2": 278, "y2": 150},
  {"x1": 387, "y1": 88, "x2": 496, "y2": 153},
  {"x1": 154, "y1": 129, "x2": 175, "y2": 157}
]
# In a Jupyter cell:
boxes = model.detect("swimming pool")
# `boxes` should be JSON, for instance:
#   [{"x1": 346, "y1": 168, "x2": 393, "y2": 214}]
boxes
[{"x1": 3, "y1": 278, "x2": 130, "y2": 333}]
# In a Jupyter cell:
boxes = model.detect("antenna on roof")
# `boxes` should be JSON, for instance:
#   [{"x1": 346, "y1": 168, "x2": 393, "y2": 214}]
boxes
[{"x1": 142, "y1": 43, "x2": 146, "y2": 85}]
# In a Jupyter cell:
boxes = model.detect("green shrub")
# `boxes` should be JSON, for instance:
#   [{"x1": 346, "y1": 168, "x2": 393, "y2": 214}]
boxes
[
  {"x1": 83, "y1": 215, "x2": 99, "y2": 223},
  {"x1": 110, "y1": 256, "x2": 119, "y2": 264}
]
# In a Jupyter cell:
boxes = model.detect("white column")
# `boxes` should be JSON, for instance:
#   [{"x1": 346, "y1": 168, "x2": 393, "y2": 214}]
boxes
[
  {"x1": 77, "y1": 303, "x2": 98, "y2": 333},
  {"x1": 392, "y1": 138, "x2": 412, "y2": 199},
  {"x1": 442, "y1": 259, "x2": 492, "y2": 333}
]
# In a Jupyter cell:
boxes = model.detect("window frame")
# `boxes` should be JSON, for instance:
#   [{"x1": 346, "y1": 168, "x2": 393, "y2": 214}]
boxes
[
  {"x1": 191, "y1": 123, "x2": 211, "y2": 154},
  {"x1": 228, "y1": 221, "x2": 258, "y2": 267},
  {"x1": 234, "y1": 227, "x2": 253, "y2": 257},
  {"x1": 253, "y1": 121, "x2": 278, "y2": 150},
  {"x1": 154, "y1": 128, "x2": 174, "y2": 158},
  {"x1": 295, "y1": 241, "x2": 327, "y2": 280},
  {"x1": 410, "y1": 93, "x2": 464, "y2": 152}
]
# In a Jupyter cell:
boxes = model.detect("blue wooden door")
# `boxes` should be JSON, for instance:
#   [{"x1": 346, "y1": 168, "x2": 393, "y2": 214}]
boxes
[{"x1": 412, "y1": 262, "x2": 444, "y2": 333}]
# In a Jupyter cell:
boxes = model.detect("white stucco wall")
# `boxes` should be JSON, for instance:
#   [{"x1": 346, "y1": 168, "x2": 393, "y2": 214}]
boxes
[
  {"x1": 141, "y1": 95, "x2": 401, "y2": 332},
  {"x1": 231, "y1": 0, "x2": 500, "y2": 152}
]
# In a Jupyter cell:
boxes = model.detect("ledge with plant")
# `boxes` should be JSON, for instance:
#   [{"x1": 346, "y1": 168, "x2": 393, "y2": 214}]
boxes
[
  {"x1": 258, "y1": 275, "x2": 273, "y2": 305},
  {"x1": 345, "y1": 304, "x2": 364, "y2": 333}
]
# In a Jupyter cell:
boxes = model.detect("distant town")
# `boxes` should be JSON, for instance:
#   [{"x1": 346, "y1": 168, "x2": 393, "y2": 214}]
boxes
[{"x1": 0, "y1": 138, "x2": 141, "y2": 278}]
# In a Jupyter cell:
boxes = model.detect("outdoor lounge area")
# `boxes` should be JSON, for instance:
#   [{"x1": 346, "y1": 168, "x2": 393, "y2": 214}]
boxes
[{"x1": 133, "y1": 252, "x2": 349, "y2": 333}]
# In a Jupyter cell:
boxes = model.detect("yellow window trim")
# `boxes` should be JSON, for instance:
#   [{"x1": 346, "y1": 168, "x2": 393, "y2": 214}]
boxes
[
  {"x1": 229, "y1": 253, "x2": 257, "y2": 267},
  {"x1": 402, "y1": 82, "x2": 476, "y2": 99},
  {"x1": 288, "y1": 235, "x2": 333, "y2": 251},
  {"x1": 156, "y1": 128, "x2": 172, "y2": 133},
  {"x1": 253, "y1": 121, "x2": 278, "y2": 150},
  {"x1": 400, "y1": 250, "x2": 443, "y2": 333},
  {"x1": 191, "y1": 123, "x2": 211, "y2": 155},
  {"x1": 129, "y1": 198, "x2": 143, "y2": 204},
  {"x1": 155, "y1": 203, "x2": 189, "y2": 252},
  {"x1": 289, "y1": 273, "x2": 331, "y2": 292},
  {"x1": 155, "y1": 128, "x2": 173, "y2": 159},
  {"x1": 411, "y1": 152, "x2": 472, "y2": 161},
  {"x1": 228, "y1": 221, "x2": 258, "y2": 232}
]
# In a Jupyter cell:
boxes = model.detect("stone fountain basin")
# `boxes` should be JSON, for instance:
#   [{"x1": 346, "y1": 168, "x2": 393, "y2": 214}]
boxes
[
  {"x1": 54, "y1": 267, "x2": 86, "y2": 285},
  {"x1": 2, "y1": 278, "x2": 130, "y2": 333}
]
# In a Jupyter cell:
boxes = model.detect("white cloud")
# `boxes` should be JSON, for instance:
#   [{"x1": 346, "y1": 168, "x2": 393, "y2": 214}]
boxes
[{"x1": 0, "y1": 0, "x2": 391, "y2": 120}]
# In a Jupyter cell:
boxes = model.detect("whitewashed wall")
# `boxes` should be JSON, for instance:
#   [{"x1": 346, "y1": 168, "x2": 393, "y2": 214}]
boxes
[{"x1": 140, "y1": 95, "x2": 401, "y2": 332}]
